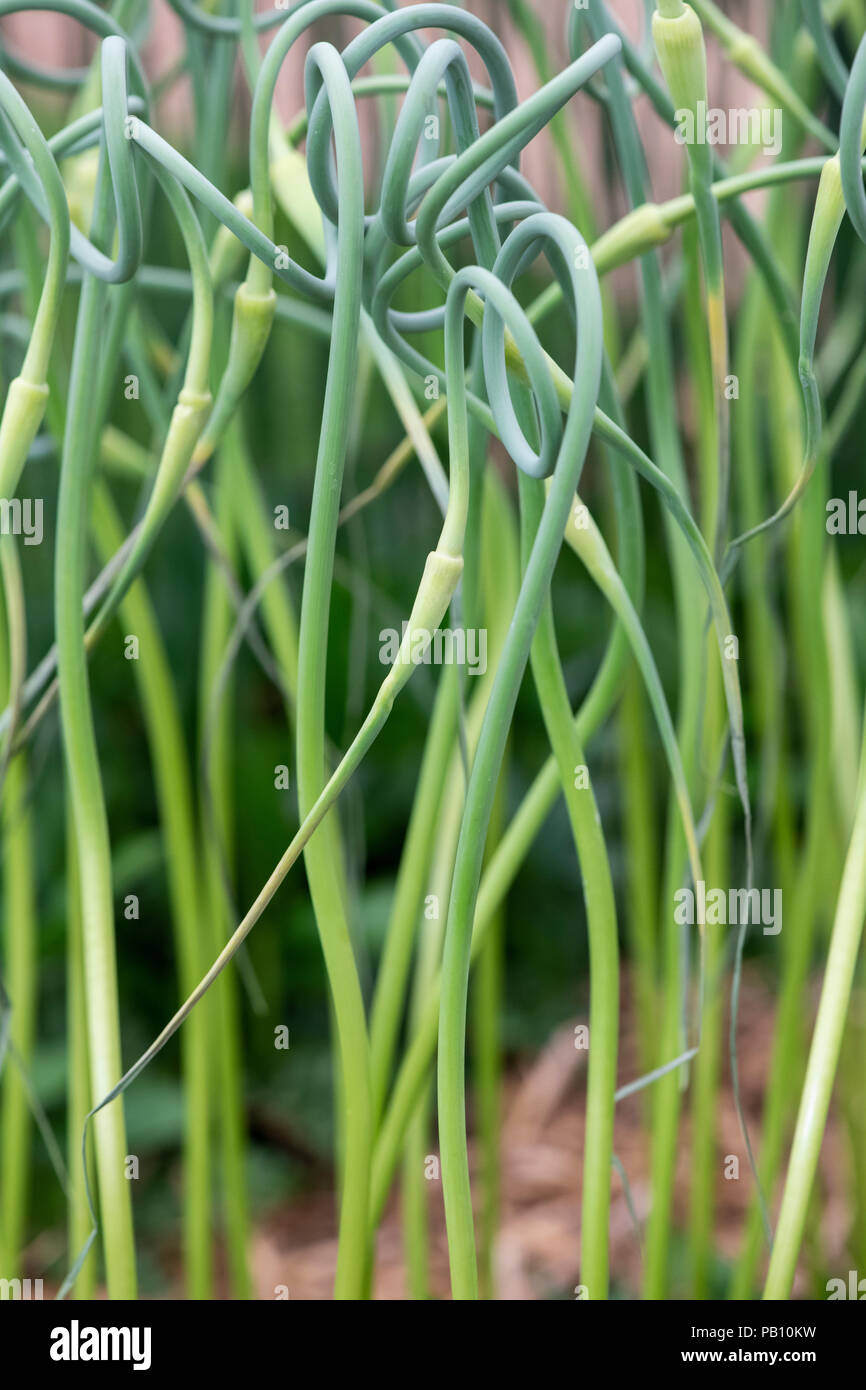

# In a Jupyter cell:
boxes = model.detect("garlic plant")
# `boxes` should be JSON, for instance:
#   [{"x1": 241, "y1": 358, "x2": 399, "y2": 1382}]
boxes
[{"x1": 0, "y1": 0, "x2": 864, "y2": 1305}]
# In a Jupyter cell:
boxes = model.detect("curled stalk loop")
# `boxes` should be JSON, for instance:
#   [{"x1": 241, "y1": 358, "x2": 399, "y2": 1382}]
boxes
[{"x1": 436, "y1": 212, "x2": 605, "y2": 1298}]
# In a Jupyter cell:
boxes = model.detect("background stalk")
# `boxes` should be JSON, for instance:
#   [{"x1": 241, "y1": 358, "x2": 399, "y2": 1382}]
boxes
[
  {"x1": 198, "y1": 437, "x2": 251, "y2": 1299},
  {"x1": 91, "y1": 484, "x2": 213, "y2": 1299},
  {"x1": 0, "y1": 596, "x2": 37, "y2": 1277},
  {"x1": 66, "y1": 810, "x2": 96, "y2": 1299},
  {"x1": 685, "y1": 216, "x2": 727, "y2": 1299},
  {"x1": 764, "y1": 707, "x2": 866, "y2": 1298}
]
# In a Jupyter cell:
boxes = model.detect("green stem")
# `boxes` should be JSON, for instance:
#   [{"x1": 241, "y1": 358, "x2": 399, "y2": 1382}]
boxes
[
  {"x1": 685, "y1": 214, "x2": 725, "y2": 1298},
  {"x1": 618, "y1": 671, "x2": 659, "y2": 1081},
  {"x1": 0, "y1": 601, "x2": 37, "y2": 1276},
  {"x1": 521, "y1": 475, "x2": 618, "y2": 1301},
  {"x1": 369, "y1": 666, "x2": 458, "y2": 1130},
  {"x1": 55, "y1": 143, "x2": 136, "y2": 1301},
  {"x1": 472, "y1": 771, "x2": 506, "y2": 1303},
  {"x1": 292, "y1": 46, "x2": 371, "y2": 1302},
  {"x1": 764, "y1": 708, "x2": 866, "y2": 1298},
  {"x1": 198, "y1": 437, "x2": 251, "y2": 1299},
  {"x1": 90, "y1": 484, "x2": 213, "y2": 1299},
  {"x1": 66, "y1": 808, "x2": 96, "y2": 1300},
  {"x1": 437, "y1": 219, "x2": 603, "y2": 1301}
]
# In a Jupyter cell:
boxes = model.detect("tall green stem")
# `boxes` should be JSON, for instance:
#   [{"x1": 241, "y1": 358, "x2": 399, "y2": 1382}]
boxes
[
  {"x1": 293, "y1": 45, "x2": 371, "y2": 1300},
  {"x1": 55, "y1": 146, "x2": 136, "y2": 1301},
  {"x1": 764, "y1": 709, "x2": 866, "y2": 1297},
  {"x1": 198, "y1": 438, "x2": 251, "y2": 1298},
  {"x1": 0, "y1": 604, "x2": 37, "y2": 1276},
  {"x1": 91, "y1": 484, "x2": 213, "y2": 1299},
  {"x1": 66, "y1": 808, "x2": 96, "y2": 1300},
  {"x1": 521, "y1": 474, "x2": 619, "y2": 1300}
]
